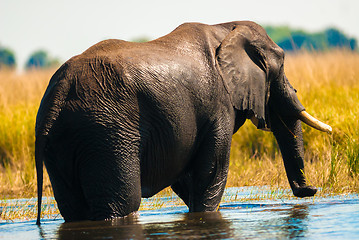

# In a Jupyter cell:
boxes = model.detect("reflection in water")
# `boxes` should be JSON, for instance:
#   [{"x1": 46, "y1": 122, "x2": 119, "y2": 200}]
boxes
[
  {"x1": 57, "y1": 214, "x2": 143, "y2": 239},
  {"x1": 143, "y1": 212, "x2": 232, "y2": 239},
  {"x1": 55, "y1": 204, "x2": 310, "y2": 239},
  {"x1": 257, "y1": 204, "x2": 310, "y2": 239},
  {"x1": 283, "y1": 204, "x2": 309, "y2": 239},
  {"x1": 56, "y1": 211, "x2": 232, "y2": 239},
  {"x1": 219, "y1": 202, "x2": 310, "y2": 239}
]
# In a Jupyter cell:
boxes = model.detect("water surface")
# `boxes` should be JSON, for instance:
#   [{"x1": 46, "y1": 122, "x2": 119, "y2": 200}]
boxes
[{"x1": 1, "y1": 187, "x2": 358, "y2": 239}]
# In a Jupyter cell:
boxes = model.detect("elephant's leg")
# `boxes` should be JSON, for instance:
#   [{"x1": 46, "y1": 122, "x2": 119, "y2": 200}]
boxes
[
  {"x1": 44, "y1": 146, "x2": 90, "y2": 221},
  {"x1": 184, "y1": 125, "x2": 232, "y2": 212},
  {"x1": 171, "y1": 172, "x2": 193, "y2": 207},
  {"x1": 78, "y1": 141, "x2": 142, "y2": 220}
]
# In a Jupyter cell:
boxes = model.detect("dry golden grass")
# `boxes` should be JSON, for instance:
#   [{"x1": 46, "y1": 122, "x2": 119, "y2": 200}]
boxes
[
  {"x1": 0, "y1": 69, "x2": 55, "y2": 198},
  {"x1": 0, "y1": 50, "x2": 358, "y2": 201}
]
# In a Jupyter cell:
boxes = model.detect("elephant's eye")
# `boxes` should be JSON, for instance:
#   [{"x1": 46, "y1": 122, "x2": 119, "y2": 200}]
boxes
[
  {"x1": 279, "y1": 64, "x2": 284, "y2": 72},
  {"x1": 271, "y1": 63, "x2": 284, "y2": 80}
]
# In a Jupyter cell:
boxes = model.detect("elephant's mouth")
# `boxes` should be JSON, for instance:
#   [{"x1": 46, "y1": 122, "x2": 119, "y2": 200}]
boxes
[{"x1": 251, "y1": 110, "x2": 332, "y2": 133}]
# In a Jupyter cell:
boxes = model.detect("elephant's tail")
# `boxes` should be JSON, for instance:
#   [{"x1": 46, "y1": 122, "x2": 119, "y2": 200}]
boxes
[
  {"x1": 35, "y1": 64, "x2": 71, "y2": 225},
  {"x1": 35, "y1": 136, "x2": 46, "y2": 225}
]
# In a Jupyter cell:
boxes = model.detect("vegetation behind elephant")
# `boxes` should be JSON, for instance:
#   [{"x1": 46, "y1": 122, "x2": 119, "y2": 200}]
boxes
[{"x1": 35, "y1": 21, "x2": 331, "y2": 224}]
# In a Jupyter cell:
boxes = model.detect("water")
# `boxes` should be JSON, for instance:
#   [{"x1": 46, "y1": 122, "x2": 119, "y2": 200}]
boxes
[{"x1": 1, "y1": 187, "x2": 358, "y2": 239}]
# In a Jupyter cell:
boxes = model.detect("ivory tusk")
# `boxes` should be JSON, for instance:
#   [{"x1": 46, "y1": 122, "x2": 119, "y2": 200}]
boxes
[{"x1": 298, "y1": 111, "x2": 332, "y2": 133}]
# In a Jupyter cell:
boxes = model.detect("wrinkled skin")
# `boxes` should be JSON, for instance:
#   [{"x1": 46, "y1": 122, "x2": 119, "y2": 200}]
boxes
[{"x1": 36, "y1": 21, "x2": 318, "y2": 223}]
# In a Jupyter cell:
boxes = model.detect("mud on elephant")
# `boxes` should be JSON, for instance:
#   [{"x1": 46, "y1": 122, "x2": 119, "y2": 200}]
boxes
[{"x1": 35, "y1": 21, "x2": 331, "y2": 224}]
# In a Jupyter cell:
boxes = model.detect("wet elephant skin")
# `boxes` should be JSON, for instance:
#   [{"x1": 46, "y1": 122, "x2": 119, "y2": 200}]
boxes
[{"x1": 35, "y1": 21, "x2": 318, "y2": 223}]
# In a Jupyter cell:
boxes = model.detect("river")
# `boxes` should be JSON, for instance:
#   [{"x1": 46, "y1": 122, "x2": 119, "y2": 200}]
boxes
[{"x1": 1, "y1": 187, "x2": 358, "y2": 239}]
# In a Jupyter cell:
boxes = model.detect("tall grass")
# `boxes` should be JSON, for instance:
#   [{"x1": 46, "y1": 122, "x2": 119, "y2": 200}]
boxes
[
  {"x1": 0, "y1": 70, "x2": 54, "y2": 197},
  {"x1": 0, "y1": 51, "x2": 358, "y2": 198}
]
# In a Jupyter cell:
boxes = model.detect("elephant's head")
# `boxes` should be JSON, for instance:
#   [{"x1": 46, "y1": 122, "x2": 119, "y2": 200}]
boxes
[{"x1": 216, "y1": 22, "x2": 331, "y2": 197}]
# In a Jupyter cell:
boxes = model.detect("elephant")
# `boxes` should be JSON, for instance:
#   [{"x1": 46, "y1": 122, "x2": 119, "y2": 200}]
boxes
[{"x1": 35, "y1": 21, "x2": 332, "y2": 224}]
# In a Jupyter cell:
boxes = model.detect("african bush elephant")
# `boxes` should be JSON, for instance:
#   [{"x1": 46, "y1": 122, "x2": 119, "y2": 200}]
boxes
[{"x1": 35, "y1": 21, "x2": 331, "y2": 224}]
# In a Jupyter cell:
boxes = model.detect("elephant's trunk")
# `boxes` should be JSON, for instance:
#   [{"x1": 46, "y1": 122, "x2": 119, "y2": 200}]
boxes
[
  {"x1": 270, "y1": 111, "x2": 317, "y2": 198},
  {"x1": 298, "y1": 111, "x2": 332, "y2": 133}
]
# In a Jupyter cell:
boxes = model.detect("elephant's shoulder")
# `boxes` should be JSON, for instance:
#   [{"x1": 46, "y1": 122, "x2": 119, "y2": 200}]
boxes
[{"x1": 168, "y1": 22, "x2": 215, "y2": 38}]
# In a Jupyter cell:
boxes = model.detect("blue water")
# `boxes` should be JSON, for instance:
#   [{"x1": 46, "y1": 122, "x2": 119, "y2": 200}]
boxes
[{"x1": 1, "y1": 187, "x2": 358, "y2": 239}]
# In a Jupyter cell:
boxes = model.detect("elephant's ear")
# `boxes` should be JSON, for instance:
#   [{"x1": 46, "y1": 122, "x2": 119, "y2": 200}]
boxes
[{"x1": 216, "y1": 25, "x2": 269, "y2": 129}]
